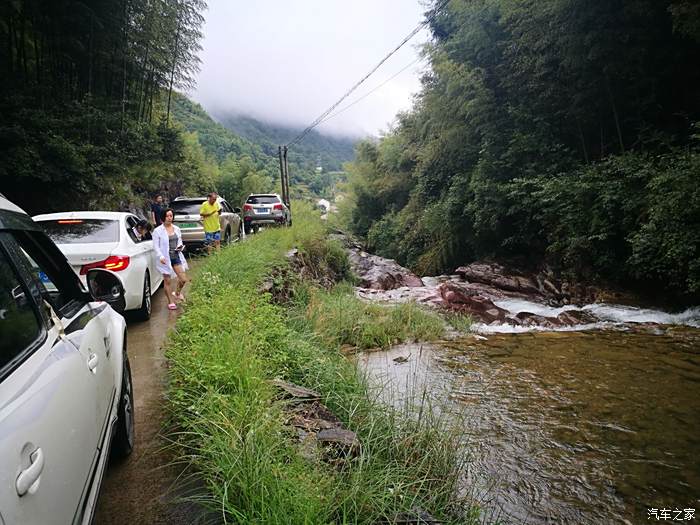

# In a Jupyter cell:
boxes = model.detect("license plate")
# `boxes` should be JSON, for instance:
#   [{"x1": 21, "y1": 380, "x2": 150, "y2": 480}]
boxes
[
  {"x1": 178, "y1": 222, "x2": 199, "y2": 228},
  {"x1": 255, "y1": 208, "x2": 267, "y2": 213}
]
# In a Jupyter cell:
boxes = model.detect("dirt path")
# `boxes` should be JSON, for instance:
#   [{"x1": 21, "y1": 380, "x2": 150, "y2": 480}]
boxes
[{"x1": 94, "y1": 284, "x2": 193, "y2": 525}]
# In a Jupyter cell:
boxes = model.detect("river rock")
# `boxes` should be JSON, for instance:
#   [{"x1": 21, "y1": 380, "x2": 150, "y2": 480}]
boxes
[
  {"x1": 455, "y1": 262, "x2": 541, "y2": 296},
  {"x1": 556, "y1": 309, "x2": 598, "y2": 326},
  {"x1": 438, "y1": 282, "x2": 509, "y2": 323},
  {"x1": 348, "y1": 248, "x2": 424, "y2": 290}
]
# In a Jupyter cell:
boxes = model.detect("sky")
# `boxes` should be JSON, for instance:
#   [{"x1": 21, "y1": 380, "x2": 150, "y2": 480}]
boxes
[{"x1": 192, "y1": 0, "x2": 432, "y2": 137}]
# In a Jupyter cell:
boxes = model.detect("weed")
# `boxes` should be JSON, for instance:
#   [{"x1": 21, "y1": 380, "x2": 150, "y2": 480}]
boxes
[{"x1": 165, "y1": 202, "x2": 478, "y2": 524}]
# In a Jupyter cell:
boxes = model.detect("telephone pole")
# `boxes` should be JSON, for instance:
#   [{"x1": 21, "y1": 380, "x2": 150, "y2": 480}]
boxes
[{"x1": 278, "y1": 145, "x2": 291, "y2": 211}]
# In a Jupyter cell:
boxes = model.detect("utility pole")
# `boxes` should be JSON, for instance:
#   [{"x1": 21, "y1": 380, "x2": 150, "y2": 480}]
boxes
[
  {"x1": 278, "y1": 145, "x2": 288, "y2": 207},
  {"x1": 283, "y1": 146, "x2": 291, "y2": 212}
]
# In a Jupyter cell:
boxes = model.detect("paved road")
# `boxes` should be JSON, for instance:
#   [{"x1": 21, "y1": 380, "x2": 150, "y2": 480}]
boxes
[{"x1": 94, "y1": 284, "x2": 188, "y2": 524}]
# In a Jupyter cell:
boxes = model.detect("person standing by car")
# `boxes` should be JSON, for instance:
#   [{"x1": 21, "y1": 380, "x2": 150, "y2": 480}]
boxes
[
  {"x1": 150, "y1": 194, "x2": 165, "y2": 227},
  {"x1": 200, "y1": 192, "x2": 221, "y2": 254},
  {"x1": 152, "y1": 208, "x2": 190, "y2": 310}
]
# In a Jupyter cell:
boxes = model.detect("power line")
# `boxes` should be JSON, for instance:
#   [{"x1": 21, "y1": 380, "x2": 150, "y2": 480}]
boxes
[
  {"x1": 286, "y1": 0, "x2": 450, "y2": 147},
  {"x1": 318, "y1": 56, "x2": 426, "y2": 126}
]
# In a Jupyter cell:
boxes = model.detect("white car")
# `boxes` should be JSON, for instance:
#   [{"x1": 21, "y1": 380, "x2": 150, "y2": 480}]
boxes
[
  {"x1": 32, "y1": 211, "x2": 163, "y2": 320},
  {"x1": 0, "y1": 195, "x2": 133, "y2": 524}
]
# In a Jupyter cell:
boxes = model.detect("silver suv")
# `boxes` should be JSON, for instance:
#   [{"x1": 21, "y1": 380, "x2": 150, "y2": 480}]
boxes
[
  {"x1": 0, "y1": 195, "x2": 133, "y2": 524},
  {"x1": 171, "y1": 196, "x2": 243, "y2": 249},
  {"x1": 242, "y1": 194, "x2": 291, "y2": 234}
]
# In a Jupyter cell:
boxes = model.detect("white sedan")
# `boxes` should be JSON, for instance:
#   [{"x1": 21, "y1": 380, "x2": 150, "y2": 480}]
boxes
[{"x1": 32, "y1": 211, "x2": 163, "y2": 320}]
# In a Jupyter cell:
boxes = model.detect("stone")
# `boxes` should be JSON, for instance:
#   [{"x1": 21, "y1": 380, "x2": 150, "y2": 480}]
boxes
[
  {"x1": 347, "y1": 248, "x2": 424, "y2": 290},
  {"x1": 455, "y1": 262, "x2": 541, "y2": 296},
  {"x1": 438, "y1": 282, "x2": 509, "y2": 323},
  {"x1": 271, "y1": 380, "x2": 321, "y2": 400},
  {"x1": 387, "y1": 507, "x2": 441, "y2": 524}
]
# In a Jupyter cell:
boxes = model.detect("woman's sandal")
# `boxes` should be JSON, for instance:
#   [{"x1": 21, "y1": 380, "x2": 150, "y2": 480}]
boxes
[{"x1": 167, "y1": 303, "x2": 178, "y2": 310}]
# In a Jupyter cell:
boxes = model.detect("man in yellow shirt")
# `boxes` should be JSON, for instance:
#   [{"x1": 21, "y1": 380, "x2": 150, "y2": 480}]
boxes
[{"x1": 200, "y1": 192, "x2": 222, "y2": 254}]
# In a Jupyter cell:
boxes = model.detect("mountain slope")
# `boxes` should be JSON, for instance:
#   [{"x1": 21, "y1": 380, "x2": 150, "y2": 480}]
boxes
[{"x1": 217, "y1": 114, "x2": 356, "y2": 174}]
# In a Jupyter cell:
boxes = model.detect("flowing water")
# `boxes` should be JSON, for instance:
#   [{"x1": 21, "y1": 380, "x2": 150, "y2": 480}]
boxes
[{"x1": 358, "y1": 307, "x2": 700, "y2": 524}]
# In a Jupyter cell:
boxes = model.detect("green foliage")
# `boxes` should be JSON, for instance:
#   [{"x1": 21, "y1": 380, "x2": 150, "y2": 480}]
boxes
[
  {"x1": 166, "y1": 204, "x2": 475, "y2": 523},
  {"x1": 342, "y1": 0, "x2": 700, "y2": 298},
  {"x1": 218, "y1": 113, "x2": 356, "y2": 198},
  {"x1": 292, "y1": 282, "x2": 445, "y2": 351}
]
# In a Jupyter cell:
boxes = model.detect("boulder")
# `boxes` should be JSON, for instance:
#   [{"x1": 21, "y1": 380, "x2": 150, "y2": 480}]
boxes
[
  {"x1": 556, "y1": 309, "x2": 598, "y2": 326},
  {"x1": 438, "y1": 282, "x2": 509, "y2": 323},
  {"x1": 455, "y1": 262, "x2": 542, "y2": 296},
  {"x1": 348, "y1": 249, "x2": 424, "y2": 290}
]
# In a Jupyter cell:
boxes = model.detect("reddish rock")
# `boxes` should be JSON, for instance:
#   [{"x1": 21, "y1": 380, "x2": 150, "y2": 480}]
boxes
[
  {"x1": 556, "y1": 310, "x2": 598, "y2": 325},
  {"x1": 348, "y1": 249, "x2": 423, "y2": 290},
  {"x1": 455, "y1": 263, "x2": 542, "y2": 296},
  {"x1": 438, "y1": 282, "x2": 509, "y2": 323}
]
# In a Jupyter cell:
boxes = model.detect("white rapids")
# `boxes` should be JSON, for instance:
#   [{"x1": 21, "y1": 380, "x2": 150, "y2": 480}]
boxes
[{"x1": 475, "y1": 298, "x2": 700, "y2": 333}]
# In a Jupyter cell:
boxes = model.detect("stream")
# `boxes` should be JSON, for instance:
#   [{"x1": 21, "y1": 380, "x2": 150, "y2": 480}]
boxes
[{"x1": 358, "y1": 303, "x2": 700, "y2": 524}]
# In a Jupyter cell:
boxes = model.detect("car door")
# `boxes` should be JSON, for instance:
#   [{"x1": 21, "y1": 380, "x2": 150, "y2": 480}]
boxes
[
  {"x1": 128, "y1": 215, "x2": 162, "y2": 293},
  {"x1": 223, "y1": 200, "x2": 240, "y2": 236},
  {"x1": 124, "y1": 215, "x2": 154, "y2": 298},
  {"x1": 0, "y1": 233, "x2": 104, "y2": 525}
]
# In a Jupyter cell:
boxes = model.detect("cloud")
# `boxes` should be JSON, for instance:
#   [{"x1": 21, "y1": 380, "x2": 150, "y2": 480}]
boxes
[{"x1": 192, "y1": 0, "x2": 431, "y2": 137}]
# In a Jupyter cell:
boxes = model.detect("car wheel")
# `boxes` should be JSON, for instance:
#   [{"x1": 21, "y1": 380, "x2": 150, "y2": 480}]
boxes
[
  {"x1": 252, "y1": 225, "x2": 260, "y2": 234},
  {"x1": 224, "y1": 227, "x2": 231, "y2": 245},
  {"x1": 244, "y1": 224, "x2": 252, "y2": 235},
  {"x1": 134, "y1": 272, "x2": 151, "y2": 321},
  {"x1": 112, "y1": 351, "x2": 135, "y2": 459}
]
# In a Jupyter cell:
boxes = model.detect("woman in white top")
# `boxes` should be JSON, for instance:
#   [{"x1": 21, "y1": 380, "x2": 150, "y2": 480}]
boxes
[{"x1": 152, "y1": 208, "x2": 190, "y2": 310}]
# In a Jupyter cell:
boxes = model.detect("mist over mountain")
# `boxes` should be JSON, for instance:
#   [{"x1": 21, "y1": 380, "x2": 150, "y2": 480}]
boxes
[{"x1": 213, "y1": 111, "x2": 357, "y2": 175}]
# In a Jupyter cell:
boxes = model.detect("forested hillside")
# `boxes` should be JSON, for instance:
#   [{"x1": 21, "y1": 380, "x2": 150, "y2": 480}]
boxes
[
  {"x1": 217, "y1": 113, "x2": 356, "y2": 196},
  {"x1": 0, "y1": 0, "x2": 217, "y2": 214},
  {"x1": 342, "y1": 0, "x2": 700, "y2": 300}
]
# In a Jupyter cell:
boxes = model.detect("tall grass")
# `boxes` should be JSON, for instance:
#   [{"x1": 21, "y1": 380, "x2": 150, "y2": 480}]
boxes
[
  {"x1": 291, "y1": 281, "x2": 445, "y2": 351},
  {"x1": 165, "y1": 203, "x2": 477, "y2": 524}
]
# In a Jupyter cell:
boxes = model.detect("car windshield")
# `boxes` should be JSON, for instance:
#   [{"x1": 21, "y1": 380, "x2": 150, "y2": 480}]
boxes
[
  {"x1": 246, "y1": 195, "x2": 279, "y2": 205},
  {"x1": 38, "y1": 219, "x2": 120, "y2": 244},
  {"x1": 171, "y1": 201, "x2": 205, "y2": 215}
]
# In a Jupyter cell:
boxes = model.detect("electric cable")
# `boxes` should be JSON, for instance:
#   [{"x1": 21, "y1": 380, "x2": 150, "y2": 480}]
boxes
[{"x1": 286, "y1": 0, "x2": 450, "y2": 147}]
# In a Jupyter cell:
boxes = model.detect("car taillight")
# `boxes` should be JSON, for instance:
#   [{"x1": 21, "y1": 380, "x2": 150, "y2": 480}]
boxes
[
  {"x1": 243, "y1": 204, "x2": 253, "y2": 211},
  {"x1": 273, "y1": 204, "x2": 283, "y2": 210},
  {"x1": 80, "y1": 255, "x2": 130, "y2": 275}
]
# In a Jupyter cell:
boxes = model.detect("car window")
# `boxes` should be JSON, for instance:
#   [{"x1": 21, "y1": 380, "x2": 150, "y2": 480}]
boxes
[
  {"x1": 125, "y1": 216, "x2": 141, "y2": 243},
  {"x1": 171, "y1": 201, "x2": 204, "y2": 215},
  {"x1": 0, "y1": 248, "x2": 43, "y2": 374},
  {"x1": 4, "y1": 231, "x2": 85, "y2": 317},
  {"x1": 220, "y1": 201, "x2": 232, "y2": 213},
  {"x1": 37, "y1": 218, "x2": 120, "y2": 244},
  {"x1": 246, "y1": 195, "x2": 279, "y2": 205}
]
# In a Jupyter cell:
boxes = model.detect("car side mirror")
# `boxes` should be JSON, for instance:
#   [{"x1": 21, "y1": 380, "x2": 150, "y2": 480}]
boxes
[
  {"x1": 233, "y1": 207, "x2": 242, "y2": 214},
  {"x1": 87, "y1": 269, "x2": 126, "y2": 313}
]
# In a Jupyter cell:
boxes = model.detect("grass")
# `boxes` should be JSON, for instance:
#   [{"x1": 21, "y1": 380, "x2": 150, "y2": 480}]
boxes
[
  {"x1": 290, "y1": 281, "x2": 446, "y2": 351},
  {"x1": 165, "y1": 202, "x2": 477, "y2": 524}
]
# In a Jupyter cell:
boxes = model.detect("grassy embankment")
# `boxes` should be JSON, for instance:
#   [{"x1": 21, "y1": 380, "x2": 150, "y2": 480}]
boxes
[{"x1": 165, "y1": 204, "x2": 477, "y2": 524}]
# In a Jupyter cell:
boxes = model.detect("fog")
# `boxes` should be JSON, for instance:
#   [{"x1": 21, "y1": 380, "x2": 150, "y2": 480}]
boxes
[{"x1": 193, "y1": 0, "x2": 431, "y2": 138}]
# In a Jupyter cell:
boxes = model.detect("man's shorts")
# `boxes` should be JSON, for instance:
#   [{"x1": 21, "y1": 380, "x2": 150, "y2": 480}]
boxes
[{"x1": 204, "y1": 231, "x2": 221, "y2": 244}]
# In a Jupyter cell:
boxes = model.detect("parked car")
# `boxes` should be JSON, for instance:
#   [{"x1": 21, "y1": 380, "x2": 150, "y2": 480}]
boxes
[
  {"x1": 0, "y1": 195, "x2": 134, "y2": 525},
  {"x1": 170, "y1": 196, "x2": 243, "y2": 249},
  {"x1": 32, "y1": 212, "x2": 163, "y2": 321},
  {"x1": 242, "y1": 194, "x2": 291, "y2": 234}
]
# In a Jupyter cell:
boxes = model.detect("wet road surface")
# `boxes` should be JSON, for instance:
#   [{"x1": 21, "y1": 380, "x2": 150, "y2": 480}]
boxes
[{"x1": 94, "y1": 285, "x2": 189, "y2": 525}]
